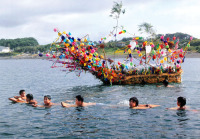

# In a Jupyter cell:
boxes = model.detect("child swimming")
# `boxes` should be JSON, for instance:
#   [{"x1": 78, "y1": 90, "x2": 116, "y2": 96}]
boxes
[
  {"x1": 33, "y1": 95, "x2": 58, "y2": 107},
  {"x1": 9, "y1": 90, "x2": 26, "y2": 103},
  {"x1": 61, "y1": 95, "x2": 96, "y2": 107},
  {"x1": 26, "y1": 94, "x2": 37, "y2": 105},
  {"x1": 157, "y1": 79, "x2": 174, "y2": 88},
  {"x1": 129, "y1": 97, "x2": 160, "y2": 109}
]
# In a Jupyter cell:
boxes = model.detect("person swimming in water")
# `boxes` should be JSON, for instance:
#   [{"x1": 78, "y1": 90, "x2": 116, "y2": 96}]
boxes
[
  {"x1": 167, "y1": 97, "x2": 187, "y2": 110},
  {"x1": 9, "y1": 90, "x2": 26, "y2": 103},
  {"x1": 129, "y1": 97, "x2": 160, "y2": 109},
  {"x1": 157, "y1": 79, "x2": 174, "y2": 88},
  {"x1": 33, "y1": 95, "x2": 58, "y2": 107},
  {"x1": 43, "y1": 95, "x2": 54, "y2": 107},
  {"x1": 61, "y1": 95, "x2": 96, "y2": 107},
  {"x1": 26, "y1": 94, "x2": 37, "y2": 105}
]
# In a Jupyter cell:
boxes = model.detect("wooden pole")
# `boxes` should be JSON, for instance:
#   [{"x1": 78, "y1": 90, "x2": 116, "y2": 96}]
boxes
[{"x1": 103, "y1": 48, "x2": 107, "y2": 67}]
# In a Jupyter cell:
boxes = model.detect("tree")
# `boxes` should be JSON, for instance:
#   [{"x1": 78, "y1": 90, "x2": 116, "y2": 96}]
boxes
[
  {"x1": 138, "y1": 22, "x2": 156, "y2": 39},
  {"x1": 0, "y1": 37, "x2": 39, "y2": 49},
  {"x1": 110, "y1": 1, "x2": 125, "y2": 42},
  {"x1": 138, "y1": 22, "x2": 156, "y2": 65}
]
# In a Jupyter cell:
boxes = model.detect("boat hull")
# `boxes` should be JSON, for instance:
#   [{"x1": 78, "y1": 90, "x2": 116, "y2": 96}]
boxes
[{"x1": 93, "y1": 71, "x2": 182, "y2": 85}]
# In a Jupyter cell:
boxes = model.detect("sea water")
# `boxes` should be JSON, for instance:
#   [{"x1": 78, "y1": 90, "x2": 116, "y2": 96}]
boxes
[{"x1": 0, "y1": 58, "x2": 200, "y2": 138}]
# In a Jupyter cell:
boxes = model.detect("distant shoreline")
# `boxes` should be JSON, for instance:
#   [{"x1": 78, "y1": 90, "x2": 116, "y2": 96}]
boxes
[
  {"x1": 0, "y1": 52, "x2": 200, "y2": 60},
  {"x1": 185, "y1": 52, "x2": 200, "y2": 58}
]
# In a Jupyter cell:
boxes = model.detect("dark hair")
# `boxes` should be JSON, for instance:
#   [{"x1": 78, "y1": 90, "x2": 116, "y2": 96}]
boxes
[
  {"x1": 129, "y1": 97, "x2": 139, "y2": 106},
  {"x1": 163, "y1": 79, "x2": 169, "y2": 87},
  {"x1": 177, "y1": 97, "x2": 186, "y2": 107},
  {"x1": 76, "y1": 95, "x2": 84, "y2": 102},
  {"x1": 44, "y1": 95, "x2": 51, "y2": 100},
  {"x1": 26, "y1": 94, "x2": 33, "y2": 100},
  {"x1": 19, "y1": 90, "x2": 25, "y2": 95},
  {"x1": 141, "y1": 79, "x2": 146, "y2": 86}
]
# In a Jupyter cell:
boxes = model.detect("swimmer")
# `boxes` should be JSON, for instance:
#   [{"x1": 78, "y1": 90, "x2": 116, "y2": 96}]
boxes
[
  {"x1": 61, "y1": 95, "x2": 96, "y2": 107},
  {"x1": 26, "y1": 94, "x2": 37, "y2": 105},
  {"x1": 33, "y1": 95, "x2": 58, "y2": 107},
  {"x1": 9, "y1": 90, "x2": 26, "y2": 103},
  {"x1": 167, "y1": 97, "x2": 187, "y2": 110},
  {"x1": 129, "y1": 97, "x2": 160, "y2": 109},
  {"x1": 157, "y1": 79, "x2": 174, "y2": 88},
  {"x1": 141, "y1": 79, "x2": 146, "y2": 86}
]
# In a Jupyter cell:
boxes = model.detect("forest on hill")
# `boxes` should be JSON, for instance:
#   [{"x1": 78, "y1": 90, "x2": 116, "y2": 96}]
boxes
[
  {"x1": 104, "y1": 32, "x2": 200, "y2": 53},
  {"x1": 0, "y1": 32, "x2": 200, "y2": 56},
  {"x1": 0, "y1": 37, "x2": 38, "y2": 49}
]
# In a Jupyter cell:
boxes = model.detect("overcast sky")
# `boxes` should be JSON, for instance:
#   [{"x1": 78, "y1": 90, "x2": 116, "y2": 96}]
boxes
[{"x1": 0, "y1": 0, "x2": 199, "y2": 44}]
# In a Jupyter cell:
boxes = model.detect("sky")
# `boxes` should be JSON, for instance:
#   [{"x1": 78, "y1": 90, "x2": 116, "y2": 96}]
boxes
[{"x1": 0, "y1": 0, "x2": 200, "y2": 45}]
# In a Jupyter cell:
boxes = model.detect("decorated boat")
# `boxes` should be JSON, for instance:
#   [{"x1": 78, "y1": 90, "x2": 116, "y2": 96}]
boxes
[{"x1": 41, "y1": 28, "x2": 192, "y2": 85}]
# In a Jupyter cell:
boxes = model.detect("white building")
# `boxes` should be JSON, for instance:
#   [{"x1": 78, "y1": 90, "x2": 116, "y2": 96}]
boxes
[{"x1": 0, "y1": 46, "x2": 11, "y2": 53}]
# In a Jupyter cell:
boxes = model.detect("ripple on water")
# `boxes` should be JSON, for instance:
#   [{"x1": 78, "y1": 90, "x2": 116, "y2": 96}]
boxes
[{"x1": 1, "y1": 59, "x2": 200, "y2": 138}]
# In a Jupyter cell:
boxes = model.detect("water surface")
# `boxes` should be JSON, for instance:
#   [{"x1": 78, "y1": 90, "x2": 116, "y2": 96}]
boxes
[{"x1": 0, "y1": 58, "x2": 200, "y2": 138}]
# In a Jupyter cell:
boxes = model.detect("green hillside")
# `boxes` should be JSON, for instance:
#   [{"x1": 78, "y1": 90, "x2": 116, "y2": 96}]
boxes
[{"x1": 0, "y1": 32, "x2": 199, "y2": 57}]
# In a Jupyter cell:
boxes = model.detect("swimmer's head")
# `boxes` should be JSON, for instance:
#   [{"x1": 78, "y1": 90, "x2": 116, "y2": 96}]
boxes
[
  {"x1": 129, "y1": 97, "x2": 139, "y2": 108},
  {"x1": 163, "y1": 79, "x2": 169, "y2": 87},
  {"x1": 141, "y1": 79, "x2": 146, "y2": 86},
  {"x1": 75, "y1": 95, "x2": 84, "y2": 106},
  {"x1": 26, "y1": 94, "x2": 33, "y2": 102},
  {"x1": 177, "y1": 97, "x2": 186, "y2": 108},
  {"x1": 19, "y1": 90, "x2": 26, "y2": 97},
  {"x1": 44, "y1": 95, "x2": 51, "y2": 105}
]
